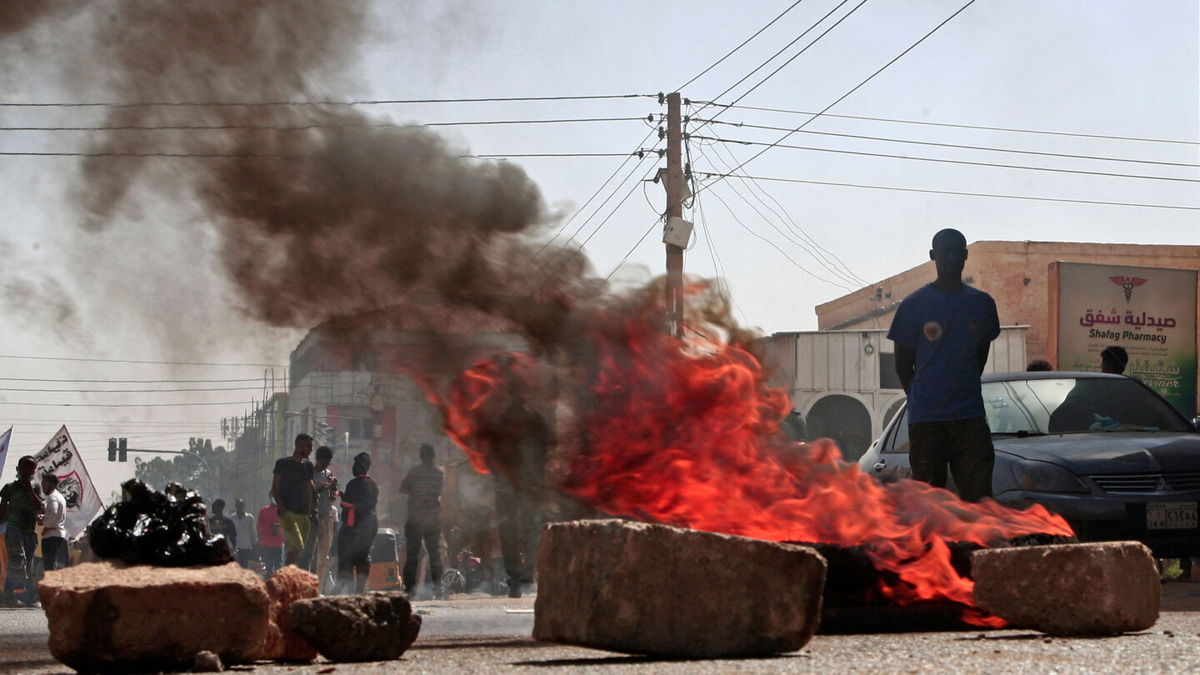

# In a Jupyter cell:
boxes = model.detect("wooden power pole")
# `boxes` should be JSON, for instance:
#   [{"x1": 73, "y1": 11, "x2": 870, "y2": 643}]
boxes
[{"x1": 665, "y1": 92, "x2": 685, "y2": 338}]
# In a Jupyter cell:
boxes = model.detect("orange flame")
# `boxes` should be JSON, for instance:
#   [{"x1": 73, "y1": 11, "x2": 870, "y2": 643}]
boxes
[{"x1": 430, "y1": 305, "x2": 1073, "y2": 624}]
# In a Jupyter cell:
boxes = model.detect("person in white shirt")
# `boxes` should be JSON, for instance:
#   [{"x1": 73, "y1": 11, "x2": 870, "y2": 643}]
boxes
[
  {"x1": 312, "y1": 446, "x2": 339, "y2": 593},
  {"x1": 231, "y1": 499, "x2": 257, "y2": 569},
  {"x1": 39, "y1": 474, "x2": 68, "y2": 571}
]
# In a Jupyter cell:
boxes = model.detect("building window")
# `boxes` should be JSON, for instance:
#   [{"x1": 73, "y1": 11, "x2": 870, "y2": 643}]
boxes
[{"x1": 879, "y1": 353, "x2": 903, "y2": 390}]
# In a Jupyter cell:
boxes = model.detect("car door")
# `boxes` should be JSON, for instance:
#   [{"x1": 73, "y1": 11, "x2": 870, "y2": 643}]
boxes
[{"x1": 868, "y1": 406, "x2": 913, "y2": 482}]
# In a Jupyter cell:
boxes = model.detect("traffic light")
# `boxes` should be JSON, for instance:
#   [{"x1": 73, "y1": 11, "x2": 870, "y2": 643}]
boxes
[
  {"x1": 119, "y1": 438, "x2": 128, "y2": 462},
  {"x1": 108, "y1": 438, "x2": 117, "y2": 462}
]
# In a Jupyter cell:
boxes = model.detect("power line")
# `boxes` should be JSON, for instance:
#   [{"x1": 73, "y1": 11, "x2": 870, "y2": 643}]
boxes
[
  {"x1": 694, "y1": 170, "x2": 1200, "y2": 211},
  {"x1": 676, "y1": 0, "x2": 807, "y2": 91},
  {"x1": 0, "y1": 150, "x2": 635, "y2": 160},
  {"x1": 0, "y1": 94, "x2": 659, "y2": 109},
  {"x1": 0, "y1": 400, "x2": 257, "y2": 408},
  {"x1": 710, "y1": 0, "x2": 870, "y2": 115},
  {"x1": 694, "y1": 134, "x2": 1200, "y2": 184},
  {"x1": 0, "y1": 354, "x2": 284, "y2": 367},
  {"x1": 693, "y1": 118, "x2": 1200, "y2": 168},
  {"x1": 528, "y1": 128, "x2": 660, "y2": 263},
  {"x1": 695, "y1": 102, "x2": 1200, "y2": 146},
  {"x1": 577, "y1": 159, "x2": 665, "y2": 249},
  {"x1": 0, "y1": 386, "x2": 265, "y2": 393},
  {"x1": 692, "y1": 0, "x2": 857, "y2": 122},
  {"x1": 686, "y1": 139, "x2": 750, "y2": 325},
  {"x1": 1, "y1": 418, "x2": 227, "y2": 426},
  {"x1": 694, "y1": 0, "x2": 980, "y2": 196},
  {"x1": 704, "y1": 187, "x2": 855, "y2": 291},
  {"x1": 700, "y1": 134, "x2": 870, "y2": 287},
  {"x1": 605, "y1": 218, "x2": 664, "y2": 281},
  {"x1": 0, "y1": 376, "x2": 264, "y2": 384},
  {"x1": 0, "y1": 117, "x2": 651, "y2": 132}
]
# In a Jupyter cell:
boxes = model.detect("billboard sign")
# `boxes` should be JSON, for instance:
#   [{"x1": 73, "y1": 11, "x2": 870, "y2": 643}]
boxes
[{"x1": 1049, "y1": 262, "x2": 1197, "y2": 415}]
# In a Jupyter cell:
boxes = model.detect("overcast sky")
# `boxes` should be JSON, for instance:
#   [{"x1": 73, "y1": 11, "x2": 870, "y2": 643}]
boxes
[{"x1": 1, "y1": 0, "x2": 1196, "y2": 498}]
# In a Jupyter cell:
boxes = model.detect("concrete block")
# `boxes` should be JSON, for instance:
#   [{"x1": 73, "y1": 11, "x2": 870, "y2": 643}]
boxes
[
  {"x1": 289, "y1": 592, "x2": 422, "y2": 662},
  {"x1": 38, "y1": 561, "x2": 269, "y2": 672},
  {"x1": 533, "y1": 519, "x2": 826, "y2": 657},
  {"x1": 971, "y1": 541, "x2": 1160, "y2": 635},
  {"x1": 261, "y1": 565, "x2": 320, "y2": 661}
]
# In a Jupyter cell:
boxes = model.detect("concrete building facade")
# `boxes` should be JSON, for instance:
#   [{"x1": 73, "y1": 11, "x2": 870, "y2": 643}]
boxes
[
  {"x1": 759, "y1": 327, "x2": 1029, "y2": 462},
  {"x1": 815, "y1": 240, "x2": 1200, "y2": 368}
]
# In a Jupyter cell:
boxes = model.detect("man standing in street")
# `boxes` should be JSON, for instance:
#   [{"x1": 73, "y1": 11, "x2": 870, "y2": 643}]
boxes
[
  {"x1": 312, "y1": 445, "x2": 338, "y2": 592},
  {"x1": 888, "y1": 228, "x2": 1001, "y2": 502},
  {"x1": 401, "y1": 444, "x2": 444, "y2": 599},
  {"x1": 208, "y1": 499, "x2": 237, "y2": 554},
  {"x1": 272, "y1": 434, "x2": 316, "y2": 567},
  {"x1": 0, "y1": 456, "x2": 44, "y2": 606},
  {"x1": 39, "y1": 473, "x2": 68, "y2": 572},
  {"x1": 257, "y1": 496, "x2": 283, "y2": 574},
  {"x1": 231, "y1": 499, "x2": 256, "y2": 569}
]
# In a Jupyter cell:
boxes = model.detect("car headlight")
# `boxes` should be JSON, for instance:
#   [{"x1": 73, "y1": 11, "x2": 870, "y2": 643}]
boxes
[{"x1": 1009, "y1": 460, "x2": 1089, "y2": 494}]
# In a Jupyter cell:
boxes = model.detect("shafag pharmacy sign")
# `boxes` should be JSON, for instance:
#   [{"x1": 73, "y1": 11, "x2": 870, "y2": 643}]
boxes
[{"x1": 1049, "y1": 262, "x2": 1197, "y2": 415}]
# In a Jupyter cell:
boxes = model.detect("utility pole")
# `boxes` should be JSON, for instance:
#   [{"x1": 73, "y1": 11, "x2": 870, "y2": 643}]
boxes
[{"x1": 664, "y1": 91, "x2": 686, "y2": 338}]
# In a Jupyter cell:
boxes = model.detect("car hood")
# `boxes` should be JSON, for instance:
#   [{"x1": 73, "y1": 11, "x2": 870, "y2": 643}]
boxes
[{"x1": 995, "y1": 432, "x2": 1200, "y2": 474}]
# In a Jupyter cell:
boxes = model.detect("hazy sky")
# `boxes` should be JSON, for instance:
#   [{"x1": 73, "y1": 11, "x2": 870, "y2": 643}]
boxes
[{"x1": 0, "y1": 0, "x2": 1196, "y2": 498}]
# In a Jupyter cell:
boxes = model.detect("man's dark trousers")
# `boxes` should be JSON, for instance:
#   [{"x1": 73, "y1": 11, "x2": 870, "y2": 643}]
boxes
[
  {"x1": 403, "y1": 519, "x2": 443, "y2": 594},
  {"x1": 908, "y1": 417, "x2": 995, "y2": 502},
  {"x1": 4, "y1": 528, "x2": 37, "y2": 602}
]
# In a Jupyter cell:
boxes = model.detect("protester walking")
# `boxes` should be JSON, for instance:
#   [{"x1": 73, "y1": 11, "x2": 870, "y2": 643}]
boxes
[
  {"x1": 256, "y1": 497, "x2": 284, "y2": 575},
  {"x1": 39, "y1": 474, "x2": 67, "y2": 572},
  {"x1": 336, "y1": 452, "x2": 378, "y2": 595},
  {"x1": 230, "y1": 499, "x2": 256, "y2": 569},
  {"x1": 401, "y1": 444, "x2": 444, "y2": 598},
  {"x1": 208, "y1": 499, "x2": 237, "y2": 553},
  {"x1": 888, "y1": 228, "x2": 1001, "y2": 502},
  {"x1": 0, "y1": 456, "x2": 44, "y2": 606},
  {"x1": 312, "y1": 445, "x2": 338, "y2": 592},
  {"x1": 272, "y1": 434, "x2": 316, "y2": 567}
]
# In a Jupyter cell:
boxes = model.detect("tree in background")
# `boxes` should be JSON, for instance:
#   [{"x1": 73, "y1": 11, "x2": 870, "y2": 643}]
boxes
[{"x1": 133, "y1": 438, "x2": 232, "y2": 499}]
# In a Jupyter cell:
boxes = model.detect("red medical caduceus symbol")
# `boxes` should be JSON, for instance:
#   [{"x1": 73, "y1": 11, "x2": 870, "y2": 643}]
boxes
[{"x1": 1110, "y1": 276, "x2": 1147, "y2": 302}]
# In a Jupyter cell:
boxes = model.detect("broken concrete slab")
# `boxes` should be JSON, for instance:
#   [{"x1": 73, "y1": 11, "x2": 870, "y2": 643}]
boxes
[
  {"x1": 288, "y1": 592, "x2": 422, "y2": 662},
  {"x1": 38, "y1": 561, "x2": 269, "y2": 672},
  {"x1": 532, "y1": 519, "x2": 826, "y2": 657},
  {"x1": 261, "y1": 565, "x2": 320, "y2": 662},
  {"x1": 971, "y1": 541, "x2": 1160, "y2": 635}
]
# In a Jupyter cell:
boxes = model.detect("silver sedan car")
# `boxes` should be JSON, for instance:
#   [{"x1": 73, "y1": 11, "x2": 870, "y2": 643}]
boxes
[{"x1": 858, "y1": 372, "x2": 1200, "y2": 556}]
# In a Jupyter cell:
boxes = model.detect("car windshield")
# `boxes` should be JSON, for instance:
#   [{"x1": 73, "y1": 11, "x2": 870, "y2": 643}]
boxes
[{"x1": 982, "y1": 377, "x2": 1190, "y2": 435}]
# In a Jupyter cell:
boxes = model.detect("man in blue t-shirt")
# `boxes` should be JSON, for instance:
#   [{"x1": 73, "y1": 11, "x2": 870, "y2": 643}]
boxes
[{"x1": 887, "y1": 228, "x2": 1000, "y2": 502}]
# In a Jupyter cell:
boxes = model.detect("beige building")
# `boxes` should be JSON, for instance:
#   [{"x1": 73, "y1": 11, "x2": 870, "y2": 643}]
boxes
[{"x1": 815, "y1": 240, "x2": 1200, "y2": 367}]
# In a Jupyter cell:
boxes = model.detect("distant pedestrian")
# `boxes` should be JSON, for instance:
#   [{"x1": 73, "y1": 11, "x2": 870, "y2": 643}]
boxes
[
  {"x1": 208, "y1": 499, "x2": 237, "y2": 553},
  {"x1": 401, "y1": 444, "x2": 444, "y2": 598},
  {"x1": 888, "y1": 228, "x2": 1001, "y2": 502},
  {"x1": 1026, "y1": 359, "x2": 1052, "y2": 372},
  {"x1": 272, "y1": 434, "x2": 316, "y2": 567},
  {"x1": 256, "y1": 497, "x2": 284, "y2": 575},
  {"x1": 1100, "y1": 345, "x2": 1129, "y2": 375},
  {"x1": 0, "y1": 456, "x2": 44, "y2": 606},
  {"x1": 336, "y1": 452, "x2": 378, "y2": 595},
  {"x1": 312, "y1": 445, "x2": 339, "y2": 592},
  {"x1": 39, "y1": 474, "x2": 68, "y2": 572},
  {"x1": 231, "y1": 499, "x2": 257, "y2": 569}
]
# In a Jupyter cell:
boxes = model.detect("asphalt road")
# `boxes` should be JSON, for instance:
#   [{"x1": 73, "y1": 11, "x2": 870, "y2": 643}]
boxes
[{"x1": 5, "y1": 586, "x2": 1200, "y2": 673}]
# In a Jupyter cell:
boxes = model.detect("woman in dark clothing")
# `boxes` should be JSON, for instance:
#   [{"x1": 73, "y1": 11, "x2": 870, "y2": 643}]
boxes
[{"x1": 336, "y1": 452, "x2": 379, "y2": 594}]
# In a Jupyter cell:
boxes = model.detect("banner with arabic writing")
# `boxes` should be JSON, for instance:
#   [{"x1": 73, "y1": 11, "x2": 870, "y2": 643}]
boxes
[
  {"x1": 1051, "y1": 261, "x2": 1197, "y2": 415},
  {"x1": 32, "y1": 426, "x2": 104, "y2": 539}
]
